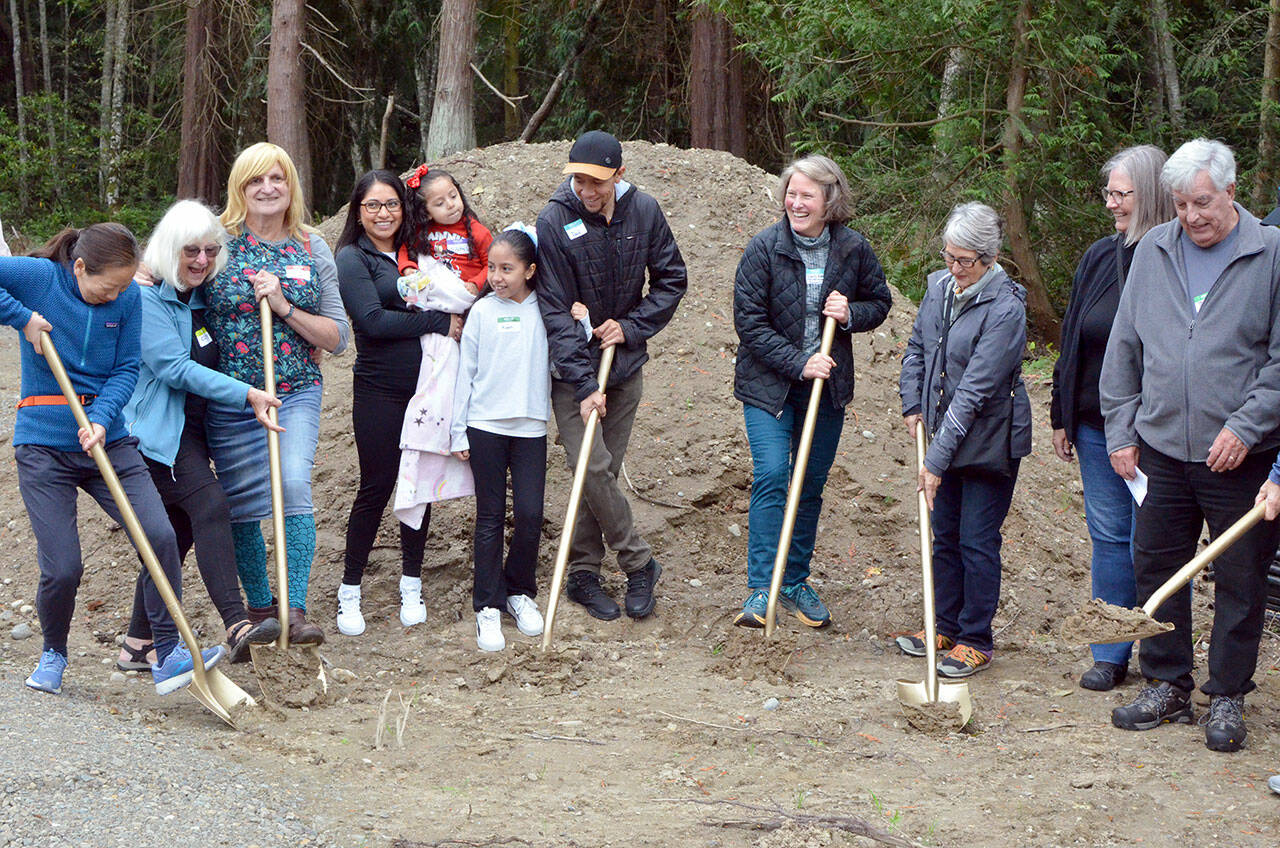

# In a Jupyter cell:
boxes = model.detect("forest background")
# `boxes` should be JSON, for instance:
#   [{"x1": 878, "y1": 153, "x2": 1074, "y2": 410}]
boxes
[{"x1": 2, "y1": 0, "x2": 1280, "y2": 337}]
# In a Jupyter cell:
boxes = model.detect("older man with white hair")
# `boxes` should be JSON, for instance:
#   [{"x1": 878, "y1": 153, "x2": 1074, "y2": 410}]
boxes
[{"x1": 1100, "y1": 138, "x2": 1280, "y2": 752}]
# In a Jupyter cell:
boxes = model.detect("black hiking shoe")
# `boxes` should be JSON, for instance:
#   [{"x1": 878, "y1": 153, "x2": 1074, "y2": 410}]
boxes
[
  {"x1": 1111, "y1": 681, "x2": 1193, "y2": 730},
  {"x1": 566, "y1": 571, "x2": 621, "y2": 621},
  {"x1": 1201, "y1": 694, "x2": 1246, "y2": 752},
  {"x1": 1080, "y1": 661, "x2": 1128, "y2": 691},
  {"x1": 624, "y1": 558, "x2": 662, "y2": 619}
]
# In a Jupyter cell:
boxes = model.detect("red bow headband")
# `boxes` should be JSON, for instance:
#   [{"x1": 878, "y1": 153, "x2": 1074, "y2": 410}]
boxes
[{"x1": 405, "y1": 164, "x2": 430, "y2": 189}]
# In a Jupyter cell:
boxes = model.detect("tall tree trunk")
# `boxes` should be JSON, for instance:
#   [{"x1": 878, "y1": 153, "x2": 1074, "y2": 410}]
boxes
[
  {"x1": 501, "y1": 0, "x2": 521, "y2": 137},
  {"x1": 414, "y1": 48, "x2": 433, "y2": 161},
  {"x1": 105, "y1": 0, "x2": 128, "y2": 210},
  {"x1": 425, "y1": 0, "x2": 477, "y2": 158},
  {"x1": 266, "y1": 0, "x2": 312, "y2": 204},
  {"x1": 689, "y1": 6, "x2": 744, "y2": 156},
  {"x1": 932, "y1": 47, "x2": 967, "y2": 164},
  {"x1": 1000, "y1": 0, "x2": 1058, "y2": 340},
  {"x1": 8, "y1": 0, "x2": 29, "y2": 210},
  {"x1": 1150, "y1": 0, "x2": 1183, "y2": 130},
  {"x1": 178, "y1": 0, "x2": 222, "y2": 204},
  {"x1": 1256, "y1": 0, "x2": 1280, "y2": 210},
  {"x1": 98, "y1": 0, "x2": 117, "y2": 202}
]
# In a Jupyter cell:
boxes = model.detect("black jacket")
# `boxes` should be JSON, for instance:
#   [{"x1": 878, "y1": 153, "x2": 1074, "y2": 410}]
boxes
[
  {"x1": 1050, "y1": 234, "x2": 1132, "y2": 440},
  {"x1": 900, "y1": 266, "x2": 1032, "y2": 476},
  {"x1": 336, "y1": 234, "x2": 451, "y2": 396},
  {"x1": 733, "y1": 219, "x2": 891, "y2": 414},
  {"x1": 536, "y1": 178, "x2": 688, "y2": 400}
]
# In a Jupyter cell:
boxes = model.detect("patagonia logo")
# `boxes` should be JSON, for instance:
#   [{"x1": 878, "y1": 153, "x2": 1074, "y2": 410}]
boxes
[{"x1": 104, "y1": 321, "x2": 120, "y2": 328}]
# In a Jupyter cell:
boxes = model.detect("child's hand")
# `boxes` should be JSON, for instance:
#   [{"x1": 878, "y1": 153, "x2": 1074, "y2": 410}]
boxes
[
  {"x1": 449, "y1": 314, "x2": 463, "y2": 341},
  {"x1": 464, "y1": 281, "x2": 479, "y2": 296},
  {"x1": 452, "y1": 450, "x2": 470, "y2": 461},
  {"x1": 570, "y1": 301, "x2": 588, "y2": 321}
]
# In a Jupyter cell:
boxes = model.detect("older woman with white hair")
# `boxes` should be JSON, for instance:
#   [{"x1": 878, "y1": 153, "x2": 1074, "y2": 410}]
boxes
[
  {"x1": 897, "y1": 202, "x2": 1032, "y2": 677},
  {"x1": 117, "y1": 200, "x2": 284, "y2": 670},
  {"x1": 732, "y1": 154, "x2": 892, "y2": 629}
]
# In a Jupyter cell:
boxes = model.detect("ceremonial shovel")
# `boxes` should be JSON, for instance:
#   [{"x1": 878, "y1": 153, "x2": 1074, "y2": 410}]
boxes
[
  {"x1": 895, "y1": 421, "x2": 973, "y2": 727},
  {"x1": 41, "y1": 331, "x2": 255, "y2": 726},
  {"x1": 542, "y1": 344, "x2": 615, "y2": 651}
]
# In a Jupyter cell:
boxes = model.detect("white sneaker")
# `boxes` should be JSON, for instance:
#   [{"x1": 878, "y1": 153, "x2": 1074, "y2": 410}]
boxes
[
  {"x1": 336, "y1": 583, "x2": 365, "y2": 636},
  {"x1": 476, "y1": 607, "x2": 505, "y2": 652},
  {"x1": 399, "y1": 575, "x2": 427, "y2": 627},
  {"x1": 505, "y1": 594, "x2": 544, "y2": 637}
]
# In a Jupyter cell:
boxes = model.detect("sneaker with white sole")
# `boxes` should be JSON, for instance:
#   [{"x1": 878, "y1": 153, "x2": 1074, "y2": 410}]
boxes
[
  {"x1": 505, "y1": 594, "x2": 544, "y2": 637},
  {"x1": 152, "y1": 641, "x2": 226, "y2": 695},
  {"x1": 476, "y1": 607, "x2": 504, "y2": 652},
  {"x1": 336, "y1": 583, "x2": 365, "y2": 636},
  {"x1": 400, "y1": 575, "x2": 427, "y2": 627},
  {"x1": 25, "y1": 649, "x2": 68, "y2": 694}
]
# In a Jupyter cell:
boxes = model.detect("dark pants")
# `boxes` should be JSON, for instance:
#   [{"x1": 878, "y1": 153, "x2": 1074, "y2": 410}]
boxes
[
  {"x1": 127, "y1": 425, "x2": 248, "y2": 640},
  {"x1": 468, "y1": 427, "x2": 545, "y2": 611},
  {"x1": 1132, "y1": 439, "x2": 1279, "y2": 696},
  {"x1": 16, "y1": 439, "x2": 181, "y2": 654},
  {"x1": 342, "y1": 384, "x2": 428, "y2": 585},
  {"x1": 931, "y1": 461, "x2": 1019, "y2": 654},
  {"x1": 550, "y1": 371, "x2": 651, "y2": 575}
]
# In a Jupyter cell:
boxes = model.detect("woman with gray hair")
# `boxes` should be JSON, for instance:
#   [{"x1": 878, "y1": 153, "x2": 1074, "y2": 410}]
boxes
[
  {"x1": 732, "y1": 154, "x2": 891, "y2": 628},
  {"x1": 897, "y1": 201, "x2": 1032, "y2": 677},
  {"x1": 1051, "y1": 146, "x2": 1173, "y2": 691},
  {"x1": 116, "y1": 199, "x2": 283, "y2": 671}
]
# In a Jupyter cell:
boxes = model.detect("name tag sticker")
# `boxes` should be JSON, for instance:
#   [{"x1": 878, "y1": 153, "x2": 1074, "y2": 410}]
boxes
[
  {"x1": 195, "y1": 327, "x2": 213, "y2": 347},
  {"x1": 497, "y1": 316, "x2": 521, "y2": 333},
  {"x1": 563, "y1": 219, "x2": 588, "y2": 240},
  {"x1": 805, "y1": 267, "x2": 825, "y2": 287},
  {"x1": 284, "y1": 264, "x2": 311, "y2": 281},
  {"x1": 1193, "y1": 292, "x2": 1207, "y2": 313},
  {"x1": 445, "y1": 234, "x2": 470, "y2": 255}
]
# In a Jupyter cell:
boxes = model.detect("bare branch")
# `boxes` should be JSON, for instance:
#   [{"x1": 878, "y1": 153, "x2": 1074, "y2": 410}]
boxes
[
  {"x1": 470, "y1": 62, "x2": 526, "y2": 110},
  {"x1": 817, "y1": 109, "x2": 986, "y2": 129},
  {"x1": 299, "y1": 39, "x2": 373, "y2": 98}
]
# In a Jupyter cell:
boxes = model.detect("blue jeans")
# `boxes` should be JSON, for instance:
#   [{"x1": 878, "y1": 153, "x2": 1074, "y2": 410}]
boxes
[
  {"x1": 743, "y1": 385, "x2": 845, "y2": 589},
  {"x1": 931, "y1": 462, "x2": 1019, "y2": 654},
  {"x1": 1075, "y1": 423, "x2": 1136, "y2": 665}
]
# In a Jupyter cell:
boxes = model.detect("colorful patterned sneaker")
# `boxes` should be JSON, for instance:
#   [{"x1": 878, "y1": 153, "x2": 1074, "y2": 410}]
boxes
[
  {"x1": 1201, "y1": 694, "x2": 1247, "y2": 752},
  {"x1": 778, "y1": 581, "x2": 831, "y2": 628},
  {"x1": 937, "y1": 643, "x2": 991, "y2": 678},
  {"x1": 734, "y1": 589, "x2": 770, "y2": 628},
  {"x1": 895, "y1": 631, "x2": 956, "y2": 657},
  {"x1": 25, "y1": 649, "x2": 68, "y2": 694},
  {"x1": 152, "y1": 641, "x2": 226, "y2": 696},
  {"x1": 1111, "y1": 681, "x2": 1193, "y2": 730}
]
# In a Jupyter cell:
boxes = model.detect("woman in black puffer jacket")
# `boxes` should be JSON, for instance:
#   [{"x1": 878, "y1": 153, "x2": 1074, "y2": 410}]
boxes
[{"x1": 732, "y1": 154, "x2": 891, "y2": 629}]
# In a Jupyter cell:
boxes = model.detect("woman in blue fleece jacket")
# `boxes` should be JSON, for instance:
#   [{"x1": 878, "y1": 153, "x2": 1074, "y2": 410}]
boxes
[{"x1": 0, "y1": 223, "x2": 223, "y2": 697}]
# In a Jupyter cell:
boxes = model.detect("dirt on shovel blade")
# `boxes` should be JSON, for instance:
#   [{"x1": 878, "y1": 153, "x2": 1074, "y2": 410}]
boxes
[
  {"x1": 1059, "y1": 598, "x2": 1174, "y2": 644},
  {"x1": 251, "y1": 647, "x2": 330, "y2": 708}
]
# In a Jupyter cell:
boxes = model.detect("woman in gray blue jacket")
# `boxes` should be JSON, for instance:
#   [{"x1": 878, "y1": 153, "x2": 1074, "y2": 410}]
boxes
[
  {"x1": 119, "y1": 201, "x2": 282, "y2": 668},
  {"x1": 898, "y1": 202, "x2": 1032, "y2": 678}
]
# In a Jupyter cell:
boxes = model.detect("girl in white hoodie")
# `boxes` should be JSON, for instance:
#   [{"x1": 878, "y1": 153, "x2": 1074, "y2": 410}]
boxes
[{"x1": 451, "y1": 225, "x2": 549, "y2": 651}]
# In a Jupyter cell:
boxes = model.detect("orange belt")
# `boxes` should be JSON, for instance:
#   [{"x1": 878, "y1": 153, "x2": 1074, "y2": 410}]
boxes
[{"x1": 16, "y1": 394, "x2": 95, "y2": 409}]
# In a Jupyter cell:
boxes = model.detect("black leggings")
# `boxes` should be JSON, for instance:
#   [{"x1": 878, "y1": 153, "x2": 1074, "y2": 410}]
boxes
[
  {"x1": 127, "y1": 426, "x2": 248, "y2": 639},
  {"x1": 468, "y1": 427, "x2": 545, "y2": 611},
  {"x1": 342, "y1": 387, "x2": 428, "y2": 585}
]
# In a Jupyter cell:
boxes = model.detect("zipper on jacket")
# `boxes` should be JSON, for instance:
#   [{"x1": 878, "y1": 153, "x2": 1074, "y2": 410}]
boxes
[
  {"x1": 1183, "y1": 319, "x2": 1195, "y2": 458},
  {"x1": 80, "y1": 311, "x2": 92, "y2": 368}
]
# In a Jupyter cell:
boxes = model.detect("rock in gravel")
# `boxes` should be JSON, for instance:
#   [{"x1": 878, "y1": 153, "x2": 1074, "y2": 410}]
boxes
[
  {"x1": 727, "y1": 524, "x2": 741, "y2": 537},
  {"x1": 763, "y1": 697, "x2": 780, "y2": 711},
  {"x1": 9, "y1": 622, "x2": 32, "y2": 640},
  {"x1": 109, "y1": 671, "x2": 127, "y2": 685}
]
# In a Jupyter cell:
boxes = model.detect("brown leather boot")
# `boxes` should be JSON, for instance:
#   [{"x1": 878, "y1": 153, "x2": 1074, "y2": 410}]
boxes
[
  {"x1": 288, "y1": 607, "x2": 325, "y2": 645},
  {"x1": 247, "y1": 601, "x2": 278, "y2": 625}
]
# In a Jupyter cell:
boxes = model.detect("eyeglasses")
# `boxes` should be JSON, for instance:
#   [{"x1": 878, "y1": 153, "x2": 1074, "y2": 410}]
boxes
[
  {"x1": 1101, "y1": 188, "x2": 1136, "y2": 203},
  {"x1": 182, "y1": 244, "x2": 222, "y2": 259},
  {"x1": 361, "y1": 199, "x2": 402, "y2": 213},
  {"x1": 939, "y1": 250, "x2": 981, "y2": 269}
]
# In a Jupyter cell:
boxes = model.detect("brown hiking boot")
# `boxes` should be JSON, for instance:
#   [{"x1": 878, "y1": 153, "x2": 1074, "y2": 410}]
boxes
[{"x1": 288, "y1": 607, "x2": 325, "y2": 645}]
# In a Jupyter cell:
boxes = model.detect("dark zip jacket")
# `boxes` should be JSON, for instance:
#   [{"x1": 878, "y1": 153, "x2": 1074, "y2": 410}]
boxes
[
  {"x1": 536, "y1": 178, "x2": 688, "y2": 401},
  {"x1": 733, "y1": 219, "x2": 890, "y2": 414}
]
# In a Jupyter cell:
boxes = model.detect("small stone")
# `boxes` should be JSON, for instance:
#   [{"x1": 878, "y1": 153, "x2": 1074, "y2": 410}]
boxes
[
  {"x1": 1071, "y1": 775, "x2": 1096, "y2": 789},
  {"x1": 109, "y1": 671, "x2": 126, "y2": 685},
  {"x1": 862, "y1": 430, "x2": 875, "y2": 439},
  {"x1": 19, "y1": 604, "x2": 32, "y2": 614},
  {"x1": 9, "y1": 622, "x2": 33, "y2": 640},
  {"x1": 688, "y1": 578, "x2": 703, "y2": 588},
  {"x1": 330, "y1": 667, "x2": 357, "y2": 683},
  {"x1": 762, "y1": 697, "x2": 780, "y2": 711},
  {"x1": 486, "y1": 665, "x2": 506, "y2": 683},
  {"x1": 727, "y1": 524, "x2": 741, "y2": 538}
]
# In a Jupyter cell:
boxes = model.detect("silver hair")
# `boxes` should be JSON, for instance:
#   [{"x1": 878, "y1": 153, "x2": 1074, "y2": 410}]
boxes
[
  {"x1": 144, "y1": 200, "x2": 229, "y2": 292},
  {"x1": 941, "y1": 202, "x2": 1003, "y2": 260},
  {"x1": 1161, "y1": 138, "x2": 1236, "y2": 194},
  {"x1": 775, "y1": 154, "x2": 851, "y2": 225},
  {"x1": 1103, "y1": 145, "x2": 1174, "y2": 246}
]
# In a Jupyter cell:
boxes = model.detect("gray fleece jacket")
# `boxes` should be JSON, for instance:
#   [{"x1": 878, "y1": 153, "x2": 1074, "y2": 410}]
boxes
[{"x1": 1100, "y1": 203, "x2": 1280, "y2": 461}]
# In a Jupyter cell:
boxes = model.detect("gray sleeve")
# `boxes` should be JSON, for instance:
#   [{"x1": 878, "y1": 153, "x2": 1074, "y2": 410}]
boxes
[
  {"x1": 309, "y1": 236, "x2": 350, "y2": 354},
  {"x1": 1099, "y1": 265, "x2": 1142, "y2": 454}
]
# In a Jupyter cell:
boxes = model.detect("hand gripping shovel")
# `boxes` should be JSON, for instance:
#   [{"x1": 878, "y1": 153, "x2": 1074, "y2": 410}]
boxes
[
  {"x1": 895, "y1": 421, "x2": 973, "y2": 727},
  {"x1": 1062, "y1": 502, "x2": 1266, "y2": 645},
  {"x1": 40, "y1": 331, "x2": 255, "y2": 726},
  {"x1": 542, "y1": 344, "x2": 615, "y2": 651},
  {"x1": 249, "y1": 301, "x2": 326, "y2": 699},
  {"x1": 763, "y1": 317, "x2": 837, "y2": 638}
]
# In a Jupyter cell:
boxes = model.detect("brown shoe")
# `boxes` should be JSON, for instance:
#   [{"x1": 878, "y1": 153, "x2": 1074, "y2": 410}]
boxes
[
  {"x1": 288, "y1": 607, "x2": 325, "y2": 645},
  {"x1": 247, "y1": 602, "x2": 278, "y2": 625}
]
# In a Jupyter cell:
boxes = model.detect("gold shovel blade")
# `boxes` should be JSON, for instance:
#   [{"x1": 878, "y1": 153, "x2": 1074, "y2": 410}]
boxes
[
  {"x1": 896, "y1": 678, "x2": 973, "y2": 727},
  {"x1": 187, "y1": 667, "x2": 257, "y2": 727}
]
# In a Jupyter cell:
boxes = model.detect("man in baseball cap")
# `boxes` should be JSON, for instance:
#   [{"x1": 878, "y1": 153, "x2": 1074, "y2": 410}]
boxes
[{"x1": 536, "y1": 130, "x2": 687, "y2": 622}]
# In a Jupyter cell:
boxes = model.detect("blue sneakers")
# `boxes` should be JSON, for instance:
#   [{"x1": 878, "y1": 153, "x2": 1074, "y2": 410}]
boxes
[
  {"x1": 734, "y1": 589, "x2": 770, "y2": 628},
  {"x1": 152, "y1": 641, "x2": 227, "y2": 695},
  {"x1": 778, "y1": 581, "x2": 831, "y2": 628},
  {"x1": 25, "y1": 649, "x2": 68, "y2": 694}
]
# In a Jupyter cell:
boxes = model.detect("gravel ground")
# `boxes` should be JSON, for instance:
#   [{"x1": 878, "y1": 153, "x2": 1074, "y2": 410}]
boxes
[{"x1": 0, "y1": 673, "x2": 336, "y2": 848}]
